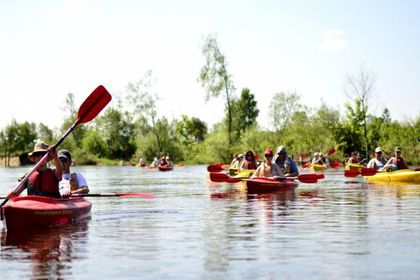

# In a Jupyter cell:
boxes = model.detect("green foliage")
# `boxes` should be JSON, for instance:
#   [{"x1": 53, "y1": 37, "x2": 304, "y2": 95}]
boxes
[
  {"x1": 268, "y1": 91, "x2": 304, "y2": 132},
  {"x1": 199, "y1": 33, "x2": 235, "y2": 146},
  {"x1": 231, "y1": 88, "x2": 259, "y2": 141}
]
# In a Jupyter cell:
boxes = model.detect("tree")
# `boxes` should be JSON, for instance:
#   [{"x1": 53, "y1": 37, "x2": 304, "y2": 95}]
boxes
[
  {"x1": 231, "y1": 88, "x2": 259, "y2": 140},
  {"x1": 344, "y1": 65, "x2": 375, "y2": 158},
  {"x1": 176, "y1": 115, "x2": 208, "y2": 145},
  {"x1": 126, "y1": 71, "x2": 162, "y2": 151},
  {"x1": 199, "y1": 33, "x2": 236, "y2": 146},
  {"x1": 268, "y1": 91, "x2": 304, "y2": 132}
]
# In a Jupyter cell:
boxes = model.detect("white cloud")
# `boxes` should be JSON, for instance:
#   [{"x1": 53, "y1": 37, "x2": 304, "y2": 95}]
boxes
[{"x1": 320, "y1": 29, "x2": 348, "y2": 52}]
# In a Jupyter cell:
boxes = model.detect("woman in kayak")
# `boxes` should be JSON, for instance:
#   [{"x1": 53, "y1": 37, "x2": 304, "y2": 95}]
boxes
[
  {"x1": 367, "y1": 147, "x2": 387, "y2": 171},
  {"x1": 230, "y1": 153, "x2": 244, "y2": 169},
  {"x1": 240, "y1": 150, "x2": 258, "y2": 170},
  {"x1": 383, "y1": 146, "x2": 409, "y2": 171},
  {"x1": 12, "y1": 140, "x2": 66, "y2": 198},
  {"x1": 347, "y1": 151, "x2": 360, "y2": 164},
  {"x1": 58, "y1": 149, "x2": 89, "y2": 195},
  {"x1": 273, "y1": 146, "x2": 299, "y2": 177},
  {"x1": 251, "y1": 148, "x2": 284, "y2": 179}
]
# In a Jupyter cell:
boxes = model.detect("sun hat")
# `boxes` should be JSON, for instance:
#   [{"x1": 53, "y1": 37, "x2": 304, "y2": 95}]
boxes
[
  {"x1": 28, "y1": 140, "x2": 49, "y2": 162},
  {"x1": 394, "y1": 146, "x2": 402, "y2": 152},
  {"x1": 264, "y1": 148, "x2": 273, "y2": 156},
  {"x1": 58, "y1": 149, "x2": 72, "y2": 161},
  {"x1": 314, "y1": 152, "x2": 319, "y2": 157},
  {"x1": 375, "y1": 147, "x2": 382, "y2": 153},
  {"x1": 276, "y1": 146, "x2": 286, "y2": 154}
]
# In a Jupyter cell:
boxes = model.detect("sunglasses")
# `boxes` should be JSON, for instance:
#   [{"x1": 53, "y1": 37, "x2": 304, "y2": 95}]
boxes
[
  {"x1": 264, "y1": 154, "x2": 273, "y2": 158},
  {"x1": 60, "y1": 158, "x2": 69, "y2": 163}
]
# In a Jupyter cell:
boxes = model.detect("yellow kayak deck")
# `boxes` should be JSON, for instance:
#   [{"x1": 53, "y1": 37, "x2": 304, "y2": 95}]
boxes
[{"x1": 364, "y1": 169, "x2": 420, "y2": 184}]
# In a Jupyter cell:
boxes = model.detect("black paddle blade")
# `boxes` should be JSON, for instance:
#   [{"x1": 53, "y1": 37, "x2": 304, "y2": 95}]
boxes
[{"x1": 78, "y1": 85, "x2": 112, "y2": 123}]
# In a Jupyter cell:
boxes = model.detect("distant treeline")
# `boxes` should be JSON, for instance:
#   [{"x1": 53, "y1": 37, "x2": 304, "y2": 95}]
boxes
[{"x1": 1, "y1": 34, "x2": 419, "y2": 167}]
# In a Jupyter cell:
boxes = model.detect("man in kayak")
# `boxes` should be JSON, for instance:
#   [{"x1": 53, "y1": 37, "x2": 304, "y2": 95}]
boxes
[
  {"x1": 367, "y1": 147, "x2": 387, "y2": 171},
  {"x1": 58, "y1": 149, "x2": 89, "y2": 195},
  {"x1": 10, "y1": 140, "x2": 64, "y2": 198},
  {"x1": 383, "y1": 146, "x2": 410, "y2": 171},
  {"x1": 273, "y1": 146, "x2": 299, "y2": 177},
  {"x1": 251, "y1": 148, "x2": 284, "y2": 179}
]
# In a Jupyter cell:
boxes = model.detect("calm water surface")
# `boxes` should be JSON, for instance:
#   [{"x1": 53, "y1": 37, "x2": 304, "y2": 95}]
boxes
[{"x1": 1, "y1": 165, "x2": 420, "y2": 279}]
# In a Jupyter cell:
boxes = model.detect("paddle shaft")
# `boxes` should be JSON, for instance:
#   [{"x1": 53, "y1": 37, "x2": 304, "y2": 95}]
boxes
[{"x1": 0, "y1": 193, "x2": 155, "y2": 199}]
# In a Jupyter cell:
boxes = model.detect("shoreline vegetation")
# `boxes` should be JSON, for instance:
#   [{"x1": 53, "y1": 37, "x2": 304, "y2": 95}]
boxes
[{"x1": 1, "y1": 37, "x2": 419, "y2": 167}]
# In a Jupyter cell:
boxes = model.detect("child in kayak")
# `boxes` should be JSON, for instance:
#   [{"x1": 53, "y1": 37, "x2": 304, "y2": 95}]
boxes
[
  {"x1": 9, "y1": 140, "x2": 65, "y2": 199},
  {"x1": 251, "y1": 149, "x2": 284, "y2": 179},
  {"x1": 58, "y1": 149, "x2": 89, "y2": 195},
  {"x1": 383, "y1": 146, "x2": 409, "y2": 171},
  {"x1": 366, "y1": 147, "x2": 387, "y2": 171}
]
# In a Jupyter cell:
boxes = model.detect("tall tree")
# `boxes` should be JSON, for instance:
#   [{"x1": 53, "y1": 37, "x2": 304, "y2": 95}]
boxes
[
  {"x1": 269, "y1": 91, "x2": 304, "y2": 132},
  {"x1": 199, "y1": 33, "x2": 235, "y2": 146},
  {"x1": 344, "y1": 65, "x2": 375, "y2": 158},
  {"x1": 231, "y1": 88, "x2": 259, "y2": 140},
  {"x1": 126, "y1": 71, "x2": 162, "y2": 151}
]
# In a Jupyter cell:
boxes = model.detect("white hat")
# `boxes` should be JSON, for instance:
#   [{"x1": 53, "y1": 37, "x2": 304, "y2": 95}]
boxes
[{"x1": 375, "y1": 147, "x2": 382, "y2": 153}]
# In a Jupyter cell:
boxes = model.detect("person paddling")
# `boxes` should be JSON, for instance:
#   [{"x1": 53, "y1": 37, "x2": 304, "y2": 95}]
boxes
[
  {"x1": 251, "y1": 149, "x2": 284, "y2": 179},
  {"x1": 383, "y1": 146, "x2": 409, "y2": 171},
  {"x1": 366, "y1": 147, "x2": 387, "y2": 171},
  {"x1": 58, "y1": 149, "x2": 89, "y2": 195},
  {"x1": 347, "y1": 151, "x2": 360, "y2": 164},
  {"x1": 273, "y1": 146, "x2": 299, "y2": 177},
  {"x1": 9, "y1": 140, "x2": 65, "y2": 199}
]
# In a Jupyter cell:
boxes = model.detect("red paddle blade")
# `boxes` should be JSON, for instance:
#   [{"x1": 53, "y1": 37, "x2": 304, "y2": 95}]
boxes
[
  {"x1": 344, "y1": 170, "x2": 360, "y2": 177},
  {"x1": 297, "y1": 174, "x2": 319, "y2": 183},
  {"x1": 361, "y1": 168, "x2": 377, "y2": 176},
  {"x1": 209, "y1": 172, "x2": 229, "y2": 182},
  {"x1": 78, "y1": 85, "x2": 112, "y2": 123},
  {"x1": 207, "y1": 164, "x2": 224, "y2": 172},
  {"x1": 329, "y1": 161, "x2": 342, "y2": 168},
  {"x1": 327, "y1": 147, "x2": 336, "y2": 155}
]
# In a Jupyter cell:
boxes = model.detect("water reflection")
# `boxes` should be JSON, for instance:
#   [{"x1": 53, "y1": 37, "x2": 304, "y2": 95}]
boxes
[{"x1": 1, "y1": 223, "x2": 89, "y2": 279}]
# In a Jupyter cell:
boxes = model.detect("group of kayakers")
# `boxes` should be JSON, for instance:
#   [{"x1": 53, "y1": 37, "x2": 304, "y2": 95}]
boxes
[
  {"x1": 7, "y1": 140, "x2": 89, "y2": 200},
  {"x1": 350, "y1": 146, "x2": 410, "y2": 171},
  {"x1": 230, "y1": 146, "x2": 300, "y2": 180}
]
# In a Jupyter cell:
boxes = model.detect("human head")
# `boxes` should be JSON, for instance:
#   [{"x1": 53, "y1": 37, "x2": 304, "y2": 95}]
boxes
[
  {"x1": 58, "y1": 150, "x2": 72, "y2": 167},
  {"x1": 245, "y1": 150, "x2": 254, "y2": 159},
  {"x1": 374, "y1": 147, "x2": 383, "y2": 157},
  {"x1": 28, "y1": 140, "x2": 49, "y2": 162},
  {"x1": 314, "y1": 152, "x2": 319, "y2": 158},
  {"x1": 351, "y1": 151, "x2": 358, "y2": 157},
  {"x1": 276, "y1": 146, "x2": 287, "y2": 155},
  {"x1": 394, "y1": 146, "x2": 402, "y2": 157},
  {"x1": 264, "y1": 148, "x2": 273, "y2": 161},
  {"x1": 237, "y1": 154, "x2": 244, "y2": 160}
]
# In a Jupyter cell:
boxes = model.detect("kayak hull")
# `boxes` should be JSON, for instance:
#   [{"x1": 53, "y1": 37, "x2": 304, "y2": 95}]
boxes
[
  {"x1": 365, "y1": 170, "x2": 420, "y2": 184},
  {"x1": 246, "y1": 178, "x2": 298, "y2": 194},
  {"x1": 309, "y1": 164, "x2": 326, "y2": 172},
  {"x1": 345, "y1": 163, "x2": 364, "y2": 171},
  {"x1": 158, "y1": 165, "x2": 173, "y2": 171},
  {"x1": 2, "y1": 196, "x2": 92, "y2": 231}
]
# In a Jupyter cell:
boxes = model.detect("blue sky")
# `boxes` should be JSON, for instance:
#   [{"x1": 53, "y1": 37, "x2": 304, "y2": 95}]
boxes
[{"x1": 1, "y1": 0, "x2": 419, "y2": 130}]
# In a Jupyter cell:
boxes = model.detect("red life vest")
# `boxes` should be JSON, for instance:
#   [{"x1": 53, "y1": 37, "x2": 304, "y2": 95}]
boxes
[
  {"x1": 28, "y1": 169, "x2": 60, "y2": 197},
  {"x1": 243, "y1": 160, "x2": 258, "y2": 170}
]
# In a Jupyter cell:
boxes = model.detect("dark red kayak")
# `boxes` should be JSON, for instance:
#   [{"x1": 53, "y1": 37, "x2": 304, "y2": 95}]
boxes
[
  {"x1": 1, "y1": 195, "x2": 92, "y2": 231},
  {"x1": 246, "y1": 178, "x2": 299, "y2": 194},
  {"x1": 158, "y1": 165, "x2": 173, "y2": 171}
]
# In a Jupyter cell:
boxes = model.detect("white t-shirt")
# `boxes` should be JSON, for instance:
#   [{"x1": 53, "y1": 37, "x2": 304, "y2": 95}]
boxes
[{"x1": 62, "y1": 172, "x2": 88, "y2": 188}]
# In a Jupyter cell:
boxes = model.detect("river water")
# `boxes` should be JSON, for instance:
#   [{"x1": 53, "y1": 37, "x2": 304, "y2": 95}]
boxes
[{"x1": 1, "y1": 165, "x2": 420, "y2": 279}]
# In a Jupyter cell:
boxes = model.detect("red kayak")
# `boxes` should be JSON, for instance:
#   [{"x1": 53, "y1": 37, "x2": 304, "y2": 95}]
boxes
[
  {"x1": 158, "y1": 165, "x2": 173, "y2": 171},
  {"x1": 246, "y1": 178, "x2": 299, "y2": 194},
  {"x1": 1, "y1": 195, "x2": 92, "y2": 231}
]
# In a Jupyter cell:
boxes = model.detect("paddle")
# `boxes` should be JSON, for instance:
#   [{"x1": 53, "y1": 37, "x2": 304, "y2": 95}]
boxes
[
  {"x1": 1, "y1": 85, "x2": 112, "y2": 207},
  {"x1": 72, "y1": 193, "x2": 155, "y2": 199},
  {"x1": 0, "y1": 193, "x2": 155, "y2": 199},
  {"x1": 207, "y1": 163, "x2": 229, "y2": 172},
  {"x1": 210, "y1": 172, "x2": 324, "y2": 184}
]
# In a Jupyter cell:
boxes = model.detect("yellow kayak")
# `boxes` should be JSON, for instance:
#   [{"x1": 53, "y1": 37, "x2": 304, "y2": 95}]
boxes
[
  {"x1": 233, "y1": 169, "x2": 256, "y2": 179},
  {"x1": 309, "y1": 164, "x2": 326, "y2": 172},
  {"x1": 345, "y1": 163, "x2": 364, "y2": 171},
  {"x1": 364, "y1": 169, "x2": 420, "y2": 184}
]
